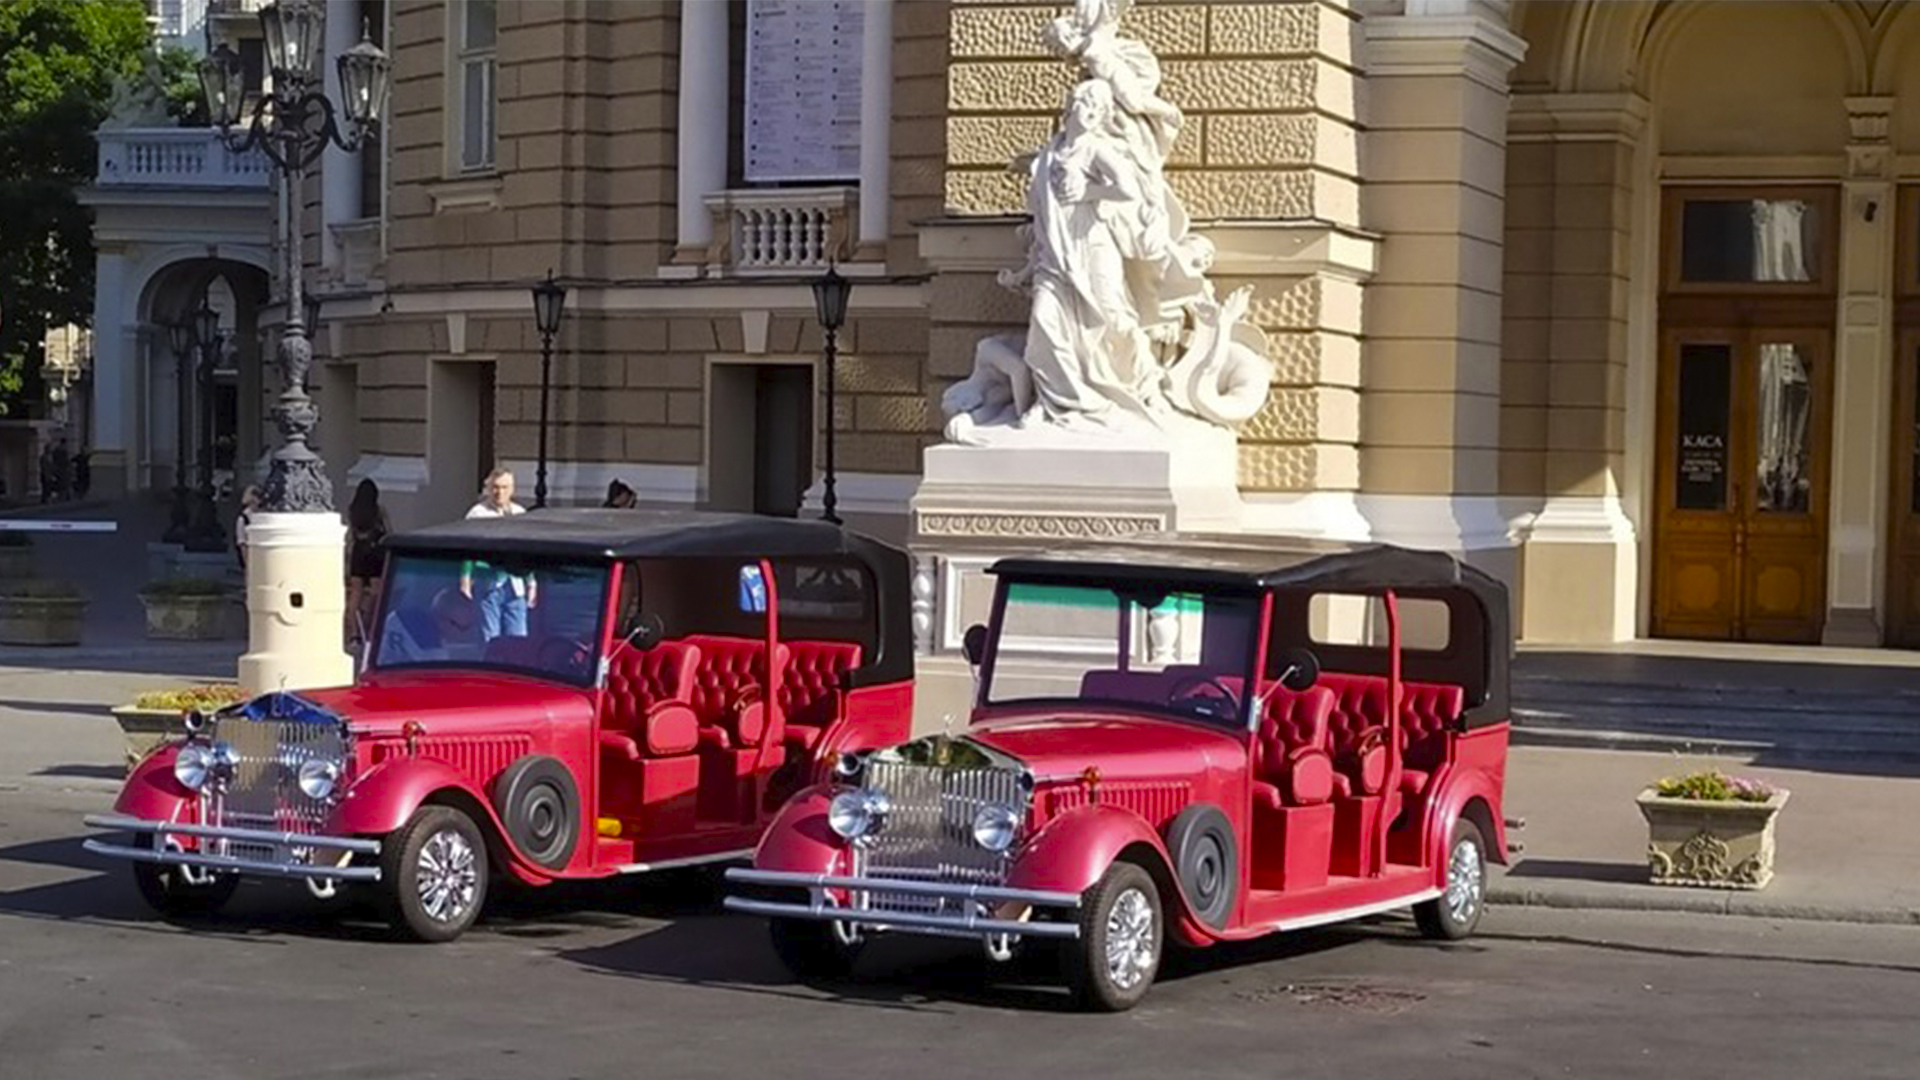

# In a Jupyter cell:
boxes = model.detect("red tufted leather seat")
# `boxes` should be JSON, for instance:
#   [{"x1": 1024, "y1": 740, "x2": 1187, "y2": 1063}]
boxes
[
  {"x1": 779, "y1": 641, "x2": 862, "y2": 754},
  {"x1": 684, "y1": 634, "x2": 791, "y2": 822},
  {"x1": 1396, "y1": 681, "x2": 1463, "y2": 796},
  {"x1": 1251, "y1": 685, "x2": 1336, "y2": 809},
  {"x1": 597, "y1": 641, "x2": 703, "y2": 833}
]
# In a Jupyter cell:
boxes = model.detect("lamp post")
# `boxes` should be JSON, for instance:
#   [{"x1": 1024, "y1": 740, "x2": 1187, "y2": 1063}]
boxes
[
  {"x1": 162, "y1": 320, "x2": 195, "y2": 543},
  {"x1": 530, "y1": 270, "x2": 568, "y2": 510},
  {"x1": 200, "y1": 0, "x2": 390, "y2": 512},
  {"x1": 185, "y1": 301, "x2": 228, "y2": 552},
  {"x1": 810, "y1": 265, "x2": 852, "y2": 526}
]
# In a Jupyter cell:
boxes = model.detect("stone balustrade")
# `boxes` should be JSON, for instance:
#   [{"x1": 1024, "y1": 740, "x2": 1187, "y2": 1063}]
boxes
[
  {"x1": 704, "y1": 186, "x2": 858, "y2": 274},
  {"x1": 95, "y1": 128, "x2": 271, "y2": 190}
]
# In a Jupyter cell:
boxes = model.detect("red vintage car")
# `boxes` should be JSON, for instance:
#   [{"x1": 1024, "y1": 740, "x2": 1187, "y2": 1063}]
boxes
[
  {"x1": 728, "y1": 540, "x2": 1513, "y2": 1010},
  {"x1": 85, "y1": 510, "x2": 914, "y2": 941}
]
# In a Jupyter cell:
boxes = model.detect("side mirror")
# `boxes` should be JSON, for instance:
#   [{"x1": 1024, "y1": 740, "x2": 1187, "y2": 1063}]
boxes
[
  {"x1": 1277, "y1": 647, "x2": 1320, "y2": 691},
  {"x1": 623, "y1": 611, "x2": 665, "y2": 652},
  {"x1": 962, "y1": 623, "x2": 988, "y2": 668}
]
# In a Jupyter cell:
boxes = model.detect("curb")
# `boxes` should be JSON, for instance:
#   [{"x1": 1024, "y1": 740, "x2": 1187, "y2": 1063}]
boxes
[
  {"x1": 1508, "y1": 724, "x2": 1920, "y2": 764},
  {"x1": 1487, "y1": 882, "x2": 1920, "y2": 927}
]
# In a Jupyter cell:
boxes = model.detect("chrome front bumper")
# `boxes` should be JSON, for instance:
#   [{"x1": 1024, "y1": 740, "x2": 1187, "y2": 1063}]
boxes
[
  {"x1": 724, "y1": 867, "x2": 1083, "y2": 940},
  {"x1": 82, "y1": 814, "x2": 383, "y2": 883}
]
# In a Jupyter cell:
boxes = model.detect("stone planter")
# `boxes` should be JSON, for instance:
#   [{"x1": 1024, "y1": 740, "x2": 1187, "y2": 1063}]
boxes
[
  {"x1": 110, "y1": 706, "x2": 181, "y2": 771},
  {"x1": 0, "y1": 595, "x2": 86, "y2": 645},
  {"x1": 138, "y1": 591, "x2": 235, "y2": 640},
  {"x1": 1637, "y1": 789, "x2": 1790, "y2": 890}
]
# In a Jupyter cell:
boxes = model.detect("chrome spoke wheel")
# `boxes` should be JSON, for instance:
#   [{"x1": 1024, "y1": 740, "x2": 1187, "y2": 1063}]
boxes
[
  {"x1": 1103, "y1": 887, "x2": 1157, "y2": 991},
  {"x1": 415, "y1": 828, "x2": 479, "y2": 924},
  {"x1": 1444, "y1": 835, "x2": 1484, "y2": 925}
]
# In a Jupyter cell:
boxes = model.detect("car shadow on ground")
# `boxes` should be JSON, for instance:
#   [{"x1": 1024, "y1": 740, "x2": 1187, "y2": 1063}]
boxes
[
  {"x1": 555, "y1": 912, "x2": 1396, "y2": 1014},
  {"x1": 1501, "y1": 858, "x2": 1644, "y2": 884},
  {"x1": 0, "y1": 832, "x2": 742, "y2": 944}
]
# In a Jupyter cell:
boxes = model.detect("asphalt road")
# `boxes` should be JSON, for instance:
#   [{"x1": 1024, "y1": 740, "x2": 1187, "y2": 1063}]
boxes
[{"x1": 1, "y1": 787, "x2": 1917, "y2": 1080}]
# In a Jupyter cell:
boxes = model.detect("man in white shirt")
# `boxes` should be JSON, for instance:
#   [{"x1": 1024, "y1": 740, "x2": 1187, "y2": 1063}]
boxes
[{"x1": 462, "y1": 468, "x2": 534, "y2": 638}]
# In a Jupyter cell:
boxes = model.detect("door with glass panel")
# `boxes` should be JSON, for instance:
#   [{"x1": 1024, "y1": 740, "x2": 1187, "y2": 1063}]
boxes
[
  {"x1": 1654, "y1": 329, "x2": 1831, "y2": 642},
  {"x1": 1888, "y1": 332, "x2": 1920, "y2": 647}
]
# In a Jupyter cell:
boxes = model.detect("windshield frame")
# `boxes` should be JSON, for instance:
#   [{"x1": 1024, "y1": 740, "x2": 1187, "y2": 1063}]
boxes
[
  {"x1": 367, "y1": 549, "x2": 613, "y2": 689},
  {"x1": 977, "y1": 576, "x2": 1269, "y2": 732}
]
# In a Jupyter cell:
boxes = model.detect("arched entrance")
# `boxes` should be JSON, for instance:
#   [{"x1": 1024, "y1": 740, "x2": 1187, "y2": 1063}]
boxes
[{"x1": 133, "y1": 258, "x2": 270, "y2": 501}]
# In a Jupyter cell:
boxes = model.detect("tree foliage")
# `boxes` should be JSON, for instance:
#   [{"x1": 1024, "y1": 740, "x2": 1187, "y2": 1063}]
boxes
[{"x1": 0, "y1": 0, "x2": 156, "y2": 416}]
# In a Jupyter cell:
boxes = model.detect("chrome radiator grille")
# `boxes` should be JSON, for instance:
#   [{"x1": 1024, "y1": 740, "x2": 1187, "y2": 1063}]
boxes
[
  {"x1": 210, "y1": 714, "x2": 347, "y2": 838},
  {"x1": 859, "y1": 760, "x2": 1026, "y2": 908}
]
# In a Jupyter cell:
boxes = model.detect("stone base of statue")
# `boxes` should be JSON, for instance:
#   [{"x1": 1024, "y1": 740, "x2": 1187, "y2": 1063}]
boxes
[
  {"x1": 237, "y1": 512, "x2": 354, "y2": 694},
  {"x1": 907, "y1": 424, "x2": 1244, "y2": 731}
]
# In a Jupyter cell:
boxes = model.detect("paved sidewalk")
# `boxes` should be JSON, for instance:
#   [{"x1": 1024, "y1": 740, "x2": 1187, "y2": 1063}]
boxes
[{"x1": 1494, "y1": 744, "x2": 1920, "y2": 925}]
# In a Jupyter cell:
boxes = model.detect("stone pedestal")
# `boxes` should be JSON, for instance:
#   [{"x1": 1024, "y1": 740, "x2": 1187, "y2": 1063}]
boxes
[
  {"x1": 908, "y1": 433, "x2": 1244, "y2": 730},
  {"x1": 237, "y1": 512, "x2": 353, "y2": 694}
]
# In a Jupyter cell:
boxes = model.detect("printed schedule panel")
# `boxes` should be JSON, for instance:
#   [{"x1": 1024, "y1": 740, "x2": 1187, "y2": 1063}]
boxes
[{"x1": 745, "y1": 0, "x2": 864, "y2": 183}]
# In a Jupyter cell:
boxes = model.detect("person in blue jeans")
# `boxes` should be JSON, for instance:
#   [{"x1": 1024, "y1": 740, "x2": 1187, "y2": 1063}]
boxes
[{"x1": 461, "y1": 468, "x2": 535, "y2": 639}]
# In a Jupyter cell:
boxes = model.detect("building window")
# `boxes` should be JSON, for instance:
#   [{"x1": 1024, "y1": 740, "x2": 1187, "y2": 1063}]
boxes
[
  {"x1": 453, "y1": 0, "x2": 497, "y2": 173},
  {"x1": 740, "y1": 0, "x2": 862, "y2": 185}
]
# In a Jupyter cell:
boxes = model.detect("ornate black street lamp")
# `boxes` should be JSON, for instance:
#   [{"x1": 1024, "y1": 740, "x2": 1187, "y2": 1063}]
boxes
[
  {"x1": 200, "y1": 0, "x2": 391, "y2": 512},
  {"x1": 162, "y1": 319, "x2": 195, "y2": 543},
  {"x1": 185, "y1": 301, "x2": 228, "y2": 552},
  {"x1": 810, "y1": 266, "x2": 852, "y2": 526},
  {"x1": 530, "y1": 270, "x2": 568, "y2": 510}
]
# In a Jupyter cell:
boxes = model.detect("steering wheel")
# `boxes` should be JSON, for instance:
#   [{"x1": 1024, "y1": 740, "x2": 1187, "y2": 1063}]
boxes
[
  {"x1": 1166, "y1": 674, "x2": 1241, "y2": 722},
  {"x1": 536, "y1": 635, "x2": 593, "y2": 680}
]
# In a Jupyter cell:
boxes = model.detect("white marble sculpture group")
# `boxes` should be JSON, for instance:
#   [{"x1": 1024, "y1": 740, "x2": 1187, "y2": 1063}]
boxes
[{"x1": 941, "y1": 0, "x2": 1273, "y2": 447}]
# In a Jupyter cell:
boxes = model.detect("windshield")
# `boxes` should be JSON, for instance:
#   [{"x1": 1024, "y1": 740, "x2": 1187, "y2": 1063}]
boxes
[
  {"x1": 983, "y1": 581, "x2": 1263, "y2": 728},
  {"x1": 369, "y1": 552, "x2": 610, "y2": 687}
]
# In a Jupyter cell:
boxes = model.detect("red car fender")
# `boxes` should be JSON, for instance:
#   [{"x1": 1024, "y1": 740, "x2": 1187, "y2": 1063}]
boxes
[
  {"x1": 1422, "y1": 768, "x2": 1509, "y2": 879},
  {"x1": 333, "y1": 759, "x2": 557, "y2": 884},
  {"x1": 1004, "y1": 804, "x2": 1220, "y2": 945},
  {"x1": 114, "y1": 743, "x2": 195, "y2": 821},
  {"x1": 751, "y1": 785, "x2": 848, "y2": 874}
]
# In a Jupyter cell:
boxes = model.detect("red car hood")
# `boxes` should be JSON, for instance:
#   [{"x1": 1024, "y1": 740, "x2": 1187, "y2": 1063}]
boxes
[
  {"x1": 301, "y1": 671, "x2": 595, "y2": 738},
  {"x1": 966, "y1": 711, "x2": 1245, "y2": 783}
]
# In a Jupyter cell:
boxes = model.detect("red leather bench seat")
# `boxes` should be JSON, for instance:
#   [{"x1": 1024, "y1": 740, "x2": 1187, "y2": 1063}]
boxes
[
  {"x1": 778, "y1": 641, "x2": 862, "y2": 753},
  {"x1": 1252, "y1": 685, "x2": 1336, "y2": 808},
  {"x1": 1316, "y1": 673, "x2": 1464, "y2": 798},
  {"x1": 598, "y1": 640, "x2": 702, "y2": 833}
]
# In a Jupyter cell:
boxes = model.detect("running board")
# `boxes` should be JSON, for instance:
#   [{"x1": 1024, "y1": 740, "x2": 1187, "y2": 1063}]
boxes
[
  {"x1": 1268, "y1": 888, "x2": 1444, "y2": 933},
  {"x1": 611, "y1": 848, "x2": 754, "y2": 875}
]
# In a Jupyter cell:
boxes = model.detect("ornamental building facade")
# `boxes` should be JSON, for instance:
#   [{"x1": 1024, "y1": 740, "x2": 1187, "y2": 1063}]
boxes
[{"x1": 83, "y1": 0, "x2": 1920, "y2": 649}]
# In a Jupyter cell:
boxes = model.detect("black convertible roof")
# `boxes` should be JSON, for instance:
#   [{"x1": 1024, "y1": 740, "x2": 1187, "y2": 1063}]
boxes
[
  {"x1": 990, "y1": 537, "x2": 1501, "y2": 596},
  {"x1": 388, "y1": 508, "x2": 891, "y2": 562}
]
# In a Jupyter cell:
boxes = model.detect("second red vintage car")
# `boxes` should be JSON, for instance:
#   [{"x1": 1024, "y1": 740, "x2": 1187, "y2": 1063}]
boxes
[
  {"x1": 85, "y1": 510, "x2": 914, "y2": 941},
  {"x1": 729, "y1": 539, "x2": 1514, "y2": 1010}
]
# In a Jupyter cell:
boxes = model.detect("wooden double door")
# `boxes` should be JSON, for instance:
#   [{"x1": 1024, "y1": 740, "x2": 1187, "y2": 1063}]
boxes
[{"x1": 1654, "y1": 328, "x2": 1832, "y2": 643}]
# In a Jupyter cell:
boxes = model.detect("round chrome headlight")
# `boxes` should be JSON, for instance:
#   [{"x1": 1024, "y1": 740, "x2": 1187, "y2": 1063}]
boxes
[
  {"x1": 209, "y1": 741, "x2": 239, "y2": 778},
  {"x1": 297, "y1": 758, "x2": 341, "y2": 800},
  {"x1": 173, "y1": 743, "x2": 212, "y2": 791},
  {"x1": 827, "y1": 789, "x2": 889, "y2": 840},
  {"x1": 972, "y1": 802, "x2": 1021, "y2": 853},
  {"x1": 833, "y1": 752, "x2": 863, "y2": 780}
]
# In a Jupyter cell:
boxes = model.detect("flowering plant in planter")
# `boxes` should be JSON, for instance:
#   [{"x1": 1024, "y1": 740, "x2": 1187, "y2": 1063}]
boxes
[
  {"x1": 112, "y1": 684, "x2": 248, "y2": 772},
  {"x1": 1638, "y1": 768, "x2": 1790, "y2": 891},
  {"x1": 138, "y1": 576, "x2": 237, "y2": 640}
]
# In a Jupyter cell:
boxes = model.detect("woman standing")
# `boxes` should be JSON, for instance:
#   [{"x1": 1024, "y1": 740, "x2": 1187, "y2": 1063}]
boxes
[
  {"x1": 233, "y1": 485, "x2": 260, "y2": 571},
  {"x1": 345, "y1": 479, "x2": 391, "y2": 647}
]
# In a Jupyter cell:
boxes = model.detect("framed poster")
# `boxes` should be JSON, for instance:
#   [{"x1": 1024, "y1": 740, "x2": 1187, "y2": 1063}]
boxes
[{"x1": 744, "y1": 0, "x2": 864, "y2": 183}]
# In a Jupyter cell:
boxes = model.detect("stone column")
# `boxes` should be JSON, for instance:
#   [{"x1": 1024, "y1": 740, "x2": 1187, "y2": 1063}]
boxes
[
  {"x1": 856, "y1": 0, "x2": 893, "y2": 261},
  {"x1": 1507, "y1": 92, "x2": 1647, "y2": 643},
  {"x1": 89, "y1": 247, "x2": 132, "y2": 498},
  {"x1": 673, "y1": 0, "x2": 729, "y2": 265},
  {"x1": 1824, "y1": 96, "x2": 1896, "y2": 644},
  {"x1": 1359, "y1": 1, "x2": 1527, "y2": 566},
  {"x1": 319, "y1": 0, "x2": 359, "y2": 273}
]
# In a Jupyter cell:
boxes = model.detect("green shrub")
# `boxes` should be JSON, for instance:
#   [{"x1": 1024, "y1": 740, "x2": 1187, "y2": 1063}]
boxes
[
  {"x1": 131, "y1": 684, "x2": 247, "y2": 711},
  {"x1": 140, "y1": 577, "x2": 232, "y2": 598},
  {"x1": 0, "y1": 579, "x2": 82, "y2": 600},
  {"x1": 1653, "y1": 769, "x2": 1775, "y2": 802}
]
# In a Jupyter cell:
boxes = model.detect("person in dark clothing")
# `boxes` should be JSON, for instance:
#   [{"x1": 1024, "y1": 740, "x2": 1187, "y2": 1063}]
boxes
[
  {"x1": 603, "y1": 479, "x2": 638, "y2": 509},
  {"x1": 345, "y1": 479, "x2": 392, "y2": 647},
  {"x1": 48, "y1": 437, "x2": 70, "y2": 502},
  {"x1": 72, "y1": 449, "x2": 90, "y2": 499}
]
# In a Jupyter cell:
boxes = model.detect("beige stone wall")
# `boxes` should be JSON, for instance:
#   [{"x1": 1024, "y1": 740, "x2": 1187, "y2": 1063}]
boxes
[{"x1": 890, "y1": 1, "x2": 951, "y2": 274}]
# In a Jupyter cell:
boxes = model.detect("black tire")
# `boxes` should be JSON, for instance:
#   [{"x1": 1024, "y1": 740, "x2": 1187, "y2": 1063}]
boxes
[
  {"x1": 131, "y1": 834, "x2": 239, "y2": 918},
  {"x1": 1165, "y1": 804, "x2": 1237, "y2": 930},
  {"x1": 1062, "y1": 861, "x2": 1162, "y2": 1012},
  {"x1": 382, "y1": 805, "x2": 490, "y2": 943},
  {"x1": 492, "y1": 756, "x2": 580, "y2": 871},
  {"x1": 1415, "y1": 817, "x2": 1486, "y2": 941},
  {"x1": 768, "y1": 917, "x2": 865, "y2": 982}
]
